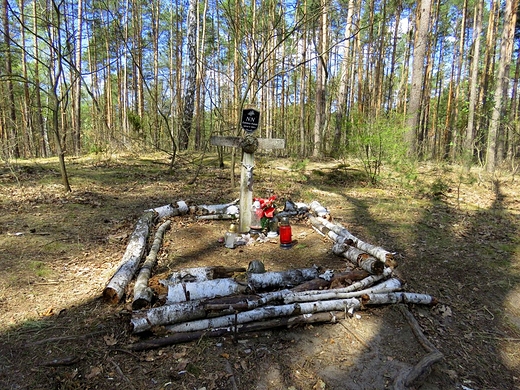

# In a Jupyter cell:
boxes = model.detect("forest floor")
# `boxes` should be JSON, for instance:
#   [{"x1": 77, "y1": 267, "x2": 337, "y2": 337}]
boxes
[{"x1": 0, "y1": 152, "x2": 519, "y2": 390}]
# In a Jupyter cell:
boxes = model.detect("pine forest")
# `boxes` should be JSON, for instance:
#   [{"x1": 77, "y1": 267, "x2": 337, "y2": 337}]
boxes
[{"x1": 1, "y1": 0, "x2": 519, "y2": 180}]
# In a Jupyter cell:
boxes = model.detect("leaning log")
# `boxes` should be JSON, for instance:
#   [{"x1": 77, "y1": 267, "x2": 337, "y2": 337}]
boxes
[
  {"x1": 103, "y1": 210, "x2": 156, "y2": 304},
  {"x1": 309, "y1": 217, "x2": 385, "y2": 274},
  {"x1": 332, "y1": 241, "x2": 385, "y2": 275},
  {"x1": 127, "y1": 311, "x2": 344, "y2": 351},
  {"x1": 309, "y1": 200, "x2": 330, "y2": 218},
  {"x1": 132, "y1": 220, "x2": 171, "y2": 310},
  {"x1": 313, "y1": 216, "x2": 396, "y2": 266},
  {"x1": 247, "y1": 268, "x2": 319, "y2": 291}
]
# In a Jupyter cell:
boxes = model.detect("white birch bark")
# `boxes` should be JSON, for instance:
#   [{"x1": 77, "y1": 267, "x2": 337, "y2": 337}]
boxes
[
  {"x1": 103, "y1": 210, "x2": 156, "y2": 304},
  {"x1": 166, "y1": 278, "x2": 247, "y2": 304},
  {"x1": 164, "y1": 266, "x2": 221, "y2": 284},
  {"x1": 247, "y1": 268, "x2": 319, "y2": 290},
  {"x1": 165, "y1": 298, "x2": 361, "y2": 333},
  {"x1": 309, "y1": 200, "x2": 330, "y2": 218},
  {"x1": 132, "y1": 220, "x2": 171, "y2": 309},
  {"x1": 332, "y1": 240, "x2": 385, "y2": 274},
  {"x1": 146, "y1": 200, "x2": 189, "y2": 218},
  {"x1": 131, "y1": 300, "x2": 207, "y2": 333},
  {"x1": 312, "y1": 216, "x2": 395, "y2": 265},
  {"x1": 362, "y1": 292, "x2": 437, "y2": 306},
  {"x1": 282, "y1": 267, "x2": 393, "y2": 302},
  {"x1": 283, "y1": 278, "x2": 402, "y2": 303},
  {"x1": 191, "y1": 199, "x2": 239, "y2": 215}
]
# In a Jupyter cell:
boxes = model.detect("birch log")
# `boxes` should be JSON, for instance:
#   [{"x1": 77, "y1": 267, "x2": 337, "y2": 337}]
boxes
[
  {"x1": 190, "y1": 199, "x2": 239, "y2": 215},
  {"x1": 309, "y1": 217, "x2": 385, "y2": 274},
  {"x1": 131, "y1": 300, "x2": 208, "y2": 333},
  {"x1": 103, "y1": 210, "x2": 156, "y2": 304},
  {"x1": 283, "y1": 278, "x2": 403, "y2": 303},
  {"x1": 132, "y1": 220, "x2": 171, "y2": 310},
  {"x1": 362, "y1": 292, "x2": 437, "y2": 306},
  {"x1": 313, "y1": 216, "x2": 396, "y2": 266},
  {"x1": 332, "y1": 241, "x2": 385, "y2": 274},
  {"x1": 165, "y1": 298, "x2": 361, "y2": 333},
  {"x1": 309, "y1": 200, "x2": 330, "y2": 218},
  {"x1": 128, "y1": 311, "x2": 343, "y2": 351},
  {"x1": 131, "y1": 289, "x2": 291, "y2": 333},
  {"x1": 163, "y1": 266, "x2": 246, "y2": 285},
  {"x1": 146, "y1": 200, "x2": 189, "y2": 219},
  {"x1": 247, "y1": 268, "x2": 319, "y2": 291},
  {"x1": 166, "y1": 278, "x2": 247, "y2": 304},
  {"x1": 282, "y1": 267, "x2": 393, "y2": 303}
]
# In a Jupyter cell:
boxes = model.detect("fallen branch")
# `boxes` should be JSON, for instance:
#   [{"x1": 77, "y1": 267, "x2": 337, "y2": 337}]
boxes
[
  {"x1": 393, "y1": 305, "x2": 444, "y2": 390},
  {"x1": 127, "y1": 311, "x2": 344, "y2": 351},
  {"x1": 41, "y1": 356, "x2": 79, "y2": 367},
  {"x1": 25, "y1": 331, "x2": 106, "y2": 347},
  {"x1": 131, "y1": 290, "x2": 290, "y2": 333},
  {"x1": 103, "y1": 210, "x2": 156, "y2": 304},
  {"x1": 165, "y1": 298, "x2": 361, "y2": 333},
  {"x1": 132, "y1": 220, "x2": 172, "y2": 310}
]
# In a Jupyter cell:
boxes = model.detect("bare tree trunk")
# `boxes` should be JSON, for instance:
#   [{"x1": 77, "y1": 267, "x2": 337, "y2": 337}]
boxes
[
  {"x1": 2, "y1": 0, "x2": 19, "y2": 159},
  {"x1": 32, "y1": 0, "x2": 48, "y2": 157},
  {"x1": 180, "y1": 0, "x2": 198, "y2": 150},
  {"x1": 72, "y1": 0, "x2": 83, "y2": 155},
  {"x1": 312, "y1": 0, "x2": 328, "y2": 157},
  {"x1": 486, "y1": 0, "x2": 518, "y2": 172},
  {"x1": 463, "y1": 0, "x2": 483, "y2": 164},
  {"x1": 332, "y1": 0, "x2": 355, "y2": 156},
  {"x1": 405, "y1": 0, "x2": 432, "y2": 157}
]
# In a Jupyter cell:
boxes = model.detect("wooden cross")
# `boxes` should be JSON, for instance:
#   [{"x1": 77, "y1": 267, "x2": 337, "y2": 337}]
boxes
[{"x1": 210, "y1": 109, "x2": 285, "y2": 233}]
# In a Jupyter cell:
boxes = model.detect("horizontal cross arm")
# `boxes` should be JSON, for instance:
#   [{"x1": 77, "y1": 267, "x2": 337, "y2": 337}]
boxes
[{"x1": 210, "y1": 136, "x2": 285, "y2": 150}]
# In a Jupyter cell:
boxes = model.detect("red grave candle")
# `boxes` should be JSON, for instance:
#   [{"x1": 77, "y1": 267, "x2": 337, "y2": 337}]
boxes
[{"x1": 279, "y1": 216, "x2": 292, "y2": 248}]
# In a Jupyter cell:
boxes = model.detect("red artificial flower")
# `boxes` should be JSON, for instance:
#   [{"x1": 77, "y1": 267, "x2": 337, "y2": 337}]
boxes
[{"x1": 254, "y1": 195, "x2": 277, "y2": 219}]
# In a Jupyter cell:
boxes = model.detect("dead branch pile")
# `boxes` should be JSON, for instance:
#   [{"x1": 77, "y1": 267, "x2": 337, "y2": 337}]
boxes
[{"x1": 101, "y1": 199, "x2": 443, "y2": 389}]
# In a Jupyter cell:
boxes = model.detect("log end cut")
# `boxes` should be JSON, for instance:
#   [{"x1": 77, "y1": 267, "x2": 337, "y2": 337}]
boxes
[{"x1": 102, "y1": 287, "x2": 121, "y2": 305}]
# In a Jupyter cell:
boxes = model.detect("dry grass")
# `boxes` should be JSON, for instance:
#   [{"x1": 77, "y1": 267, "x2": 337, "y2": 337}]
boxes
[{"x1": 0, "y1": 153, "x2": 519, "y2": 389}]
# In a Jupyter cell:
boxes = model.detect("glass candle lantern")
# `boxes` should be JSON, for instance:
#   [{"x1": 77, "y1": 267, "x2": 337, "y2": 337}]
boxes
[
  {"x1": 250, "y1": 200, "x2": 262, "y2": 231},
  {"x1": 279, "y1": 216, "x2": 292, "y2": 249},
  {"x1": 225, "y1": 223, "x2": 238, "y2": 249}
]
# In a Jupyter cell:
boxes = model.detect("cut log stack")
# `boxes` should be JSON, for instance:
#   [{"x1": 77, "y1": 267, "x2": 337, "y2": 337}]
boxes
[{"x1": 102, "y1": 199, "x2": 437, "y2": 343}]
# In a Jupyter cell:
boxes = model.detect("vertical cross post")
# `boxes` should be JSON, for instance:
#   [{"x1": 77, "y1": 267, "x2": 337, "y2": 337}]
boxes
[{"x1": 210, "y1": 110, "x2": 285, "y2": 233}]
